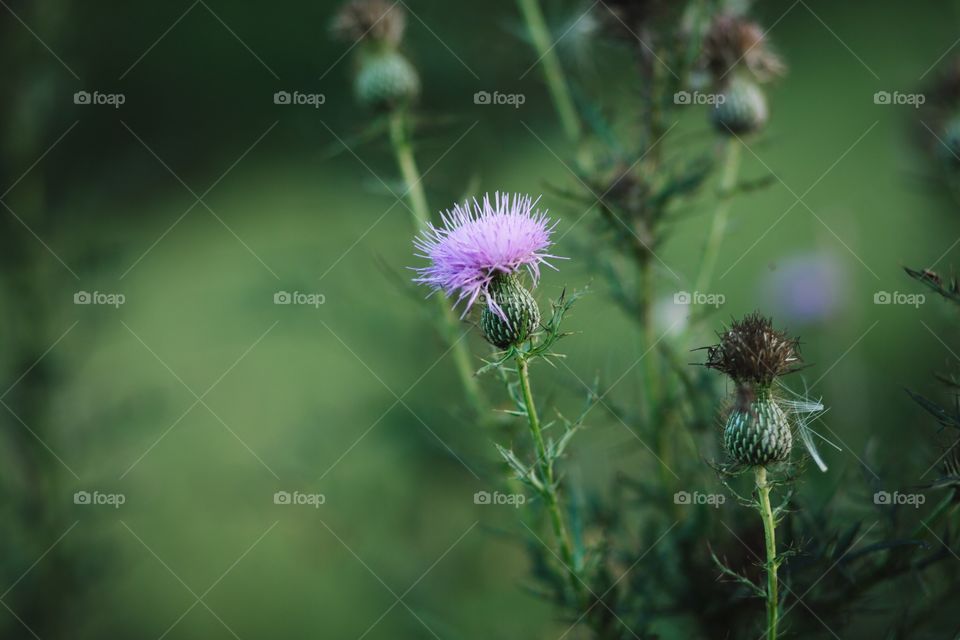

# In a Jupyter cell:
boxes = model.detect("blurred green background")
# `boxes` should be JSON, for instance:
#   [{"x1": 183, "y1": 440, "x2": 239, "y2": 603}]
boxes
[{"x1": 1, "y1": 0, "x2": 959, "y2": 637}]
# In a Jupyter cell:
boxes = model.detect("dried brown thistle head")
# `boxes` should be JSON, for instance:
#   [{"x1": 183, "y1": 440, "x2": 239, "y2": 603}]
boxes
[
  {"x1": 331, "y1": 0, "x2": 406, "y2": 48},
  {"x1": 703, "y1": 13, "x2": 785, "y2": 84},
  {"x1": 705, "y1": 312, "x2": 801, "y2": 388}
]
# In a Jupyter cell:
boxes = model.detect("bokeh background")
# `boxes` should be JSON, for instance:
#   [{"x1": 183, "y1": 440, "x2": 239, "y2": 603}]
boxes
[{"x1": 0, "y1": 0, "x2": 958, "y2": 637}]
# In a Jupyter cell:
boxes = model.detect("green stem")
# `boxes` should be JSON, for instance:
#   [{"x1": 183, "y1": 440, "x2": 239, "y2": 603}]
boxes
[
  {"x1": 516, "y1": 355, "x2": 582, "y2": 601},
  {"x1": 388, "y1": 110, "x2": 486, "y2": 415},
  {"x1": 638, "y1": 253, "x2": 669, "y2": 488},
  {"x1": 755, "y1": 466, "x2": 779, "y2": 640},
  {"x1": 693, "y1": 138, "x2": 742, "y2": 296},
  {"x1": 515, "y1": 0, "x2": 591, "y2": 169}
]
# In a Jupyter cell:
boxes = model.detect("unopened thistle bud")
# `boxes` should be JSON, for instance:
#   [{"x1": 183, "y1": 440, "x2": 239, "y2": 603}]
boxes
[
  {"x1": 704, "y1": 313, "x2": 802, "y2": 467},
  {"x1": 354, "y1": 49, "x2": 420, "y2": 110},
  {"x1": 724, "y1": 386, "x2": 792, "y2": 466},
  {"x1": 711, "y1": 76, "x2": 768, "y2": 136},
  {"x1": 479, "y1": 273, "x2": 541, "y2": 349},
  {"x1": 412, "y1": 193, "x2": 563, "y2": 350}
]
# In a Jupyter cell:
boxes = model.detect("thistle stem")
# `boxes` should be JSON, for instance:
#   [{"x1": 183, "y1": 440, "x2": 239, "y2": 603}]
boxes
[
  {"x1": 516, "y1": 355, "x2": 582, "y2": 601},
  {"x1": 515, "y1": 0, "x2": 592, "y2": 169},
  {"x1": 388, "y1": 109, "x2": 486, "y2": 415},
  {"x1": 515, "y1": 0, "x2": 579, "y2": 142},
  {"x1": 755, "y1": 466, "x2": 780, "y2": 640},
  {"x1": 693, "y1": 138, "x2": 742, "y2": 296},
  {"x1": 639, "y1": 255, "x2": 670, "y2": 487}
]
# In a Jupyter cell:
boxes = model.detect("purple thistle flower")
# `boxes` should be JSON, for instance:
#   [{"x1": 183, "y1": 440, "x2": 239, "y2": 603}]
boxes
[{"x1": 413, "y1": 192, "x2": 562, "y2": 317}]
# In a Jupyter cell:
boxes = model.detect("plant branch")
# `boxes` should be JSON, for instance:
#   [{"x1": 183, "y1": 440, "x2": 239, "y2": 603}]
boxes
[
  {"x1": 756, "y1": 466, "x2": 780, "y2": 640},
  {"x1": 388, "y1": 109, "x2": 487, "y2": 415}
]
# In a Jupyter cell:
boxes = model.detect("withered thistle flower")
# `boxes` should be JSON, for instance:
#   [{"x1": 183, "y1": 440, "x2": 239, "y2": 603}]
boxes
[
  {"x1": 332, "y1": 0, "x2": 419, "y2": 110},
  {"x1": 331, "y1": 0, "x2": 406, "y2": 48},
  {"x1": 703, "y1": 14, "x2": 785, "y2": 84},
  {"x1": 413, "y1": 193, "x2": 562, "y2": 349},
  {"x1": 705, "y1": 313, "x2": 801, "y2": 387},
  {"x1": 705, "y1": 313, "x2": 804, "y2": 467}
]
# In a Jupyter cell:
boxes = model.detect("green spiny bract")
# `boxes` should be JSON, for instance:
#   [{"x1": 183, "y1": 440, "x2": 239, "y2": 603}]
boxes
[
  {"x1": 355, "y1": 49, "x2": 420, "y2": 110},
  {"x1": 724, "y1": 388, "x2": 792, "y2": 466},
  {"x1": 711, "y1": 76, "x2": 768, "y2": 136},
  {"x1": 480, "y1": 273, "x2": 541, "y2": 349}
]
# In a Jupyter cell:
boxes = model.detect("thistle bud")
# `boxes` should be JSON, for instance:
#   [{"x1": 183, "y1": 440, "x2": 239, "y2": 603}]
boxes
[
  {"x1": 711, "y1": 76, "x2": 768, "y2": 136},
  {"x1": 479, "y1": 273, "x2": 541, "y2": 349},
  {"x1": 354, "y1": 49, "x2": 420, "y2": 110},
  {"x1": 724, "y1": 387, "x2": 793, "y2": 467},
  {"x1": 704, "y1": 313, "x2": 803, "y2": 468}
]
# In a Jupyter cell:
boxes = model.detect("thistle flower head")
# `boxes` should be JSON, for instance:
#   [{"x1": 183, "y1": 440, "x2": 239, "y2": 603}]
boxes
[
  {"x1": 705, "y1": 312, "x2": 802, "y2": 388},
  {"x1": 413, "y1": 193, "x2": 561, "y2": 318},
  {"x1": 331, "y1": 0, "x2": 407, "y2": 48},
  {"x1": 703, "y1": 13, "x2": 785, "y2": 84}
]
